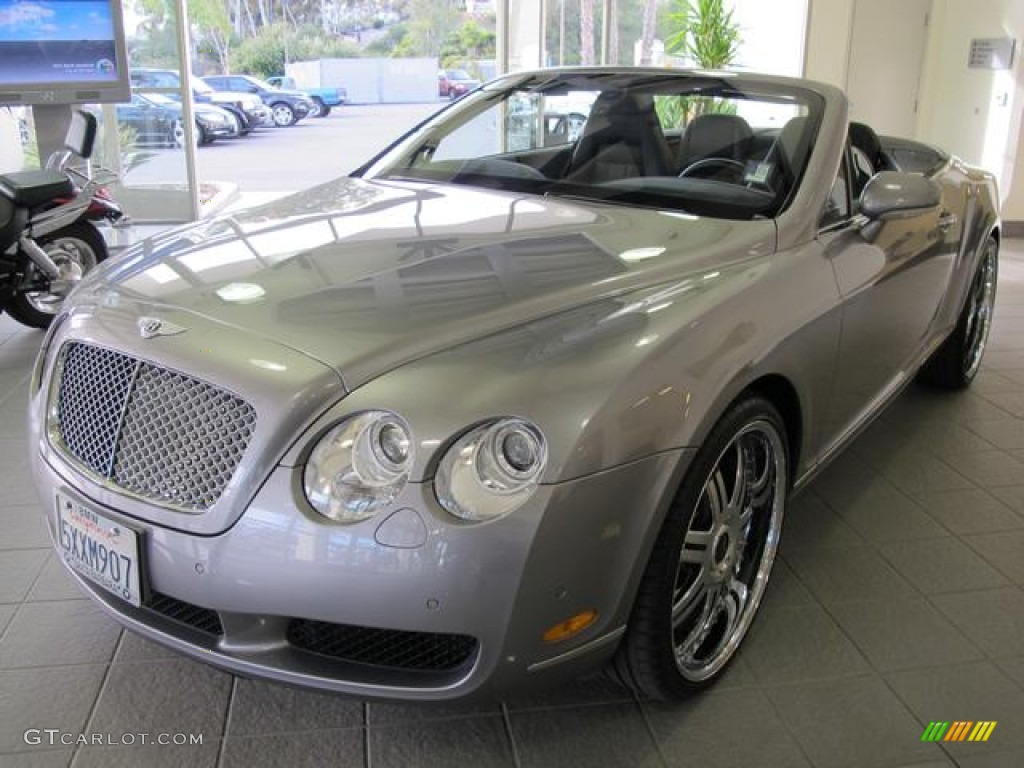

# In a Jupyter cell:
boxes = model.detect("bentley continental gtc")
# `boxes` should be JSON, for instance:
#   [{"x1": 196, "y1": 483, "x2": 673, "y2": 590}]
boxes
[{"x1": 29, "y1": 69, "x2": 1000, "y2": 701}]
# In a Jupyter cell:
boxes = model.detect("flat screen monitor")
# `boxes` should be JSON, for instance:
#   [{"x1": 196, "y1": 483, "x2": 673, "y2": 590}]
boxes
[{"x1": 0, "y1": 0, "x2": 130, "y2": 105}]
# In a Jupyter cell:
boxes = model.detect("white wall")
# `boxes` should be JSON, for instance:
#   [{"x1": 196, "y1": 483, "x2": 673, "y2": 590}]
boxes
[
  {"x1": 803, "y1": 0, "x2": 855, "y2": 88},
  {"x1": 0, "y1": 110, "x2": 24, "y2": 173},
  {"x1": 915, "y1": 0, "x2": 1024, "y2": 211},
  {"x1": 287, "y1": 58, "x2": 439, "y2": 104},
  {"x1": 803, "y1": 0, "x2": 1024, "y2": 219},
  {"x1": 732, "y1": 0, "x2": 808, "y2": 77}
]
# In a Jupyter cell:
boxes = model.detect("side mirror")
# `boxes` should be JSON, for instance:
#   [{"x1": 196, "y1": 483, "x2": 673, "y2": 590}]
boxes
[
  {"x1": 860, "y1": 171, "x2": 941, "y2": 219},
  {"x1": 248, "y1": 86, "x2": 259, "y2": 93}
]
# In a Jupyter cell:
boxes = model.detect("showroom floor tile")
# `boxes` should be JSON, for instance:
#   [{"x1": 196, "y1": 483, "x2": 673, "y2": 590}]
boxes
[{"x1": 1, "y1": 239, "x2": 1024, "y2": 768}]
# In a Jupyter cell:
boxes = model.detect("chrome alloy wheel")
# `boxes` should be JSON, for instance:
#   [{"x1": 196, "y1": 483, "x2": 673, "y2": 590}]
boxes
[
  {"x1": 271, "y1": 103, "x2": 296, "y2": 126},
  {"x1": 671, "y1": 420, "x2": 786, "y2": 682},
  {"x1": 963, "y1": 241, "x2": 997, "y2": 380},
  {"x1": 25, "y1": 235, "x2": 98, "y2": 314}
]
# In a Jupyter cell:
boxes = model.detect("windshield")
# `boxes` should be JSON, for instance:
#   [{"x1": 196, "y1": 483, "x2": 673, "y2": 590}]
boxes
[
  {"x1": 191, "y1": 77, "x2": 213, "y2": 94},
  {"x1": 362, "y1": 71, "x2": 824, "y2": 221},
  {"x1": 245, "y1": 75, "x2": 274, "y2": 91},
  {"x1": 144, "y1": 92, "x2": 175, "y2": 106}
]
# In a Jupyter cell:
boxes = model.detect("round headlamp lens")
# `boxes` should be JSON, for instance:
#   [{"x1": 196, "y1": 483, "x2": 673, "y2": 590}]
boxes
[
  {"x1": 377, "y1": 421, "x2": 411, "y2": 466},
  {"x1": 500, "y1": 428, "x2": 539, "y2": 474},
  {"x1": 435, "y1": 418, "x2": 547, "y2": 522},
  {"x1": 304, "y1": 411, "x2": 413, "y2": 523}
]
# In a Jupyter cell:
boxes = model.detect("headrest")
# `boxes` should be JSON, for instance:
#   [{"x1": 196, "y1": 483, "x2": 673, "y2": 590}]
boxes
[
  {"x1": 679, "y1": 113, "x2": 753, "y2": 162},
  {"x1": 849, "y1": 121, "x2": 883, "y2": 167}
]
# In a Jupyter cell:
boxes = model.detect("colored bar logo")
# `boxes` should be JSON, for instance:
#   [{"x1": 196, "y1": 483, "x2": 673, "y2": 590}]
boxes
[{"x1": 921, "y1": 721, "x2": 997, "y2": 742}]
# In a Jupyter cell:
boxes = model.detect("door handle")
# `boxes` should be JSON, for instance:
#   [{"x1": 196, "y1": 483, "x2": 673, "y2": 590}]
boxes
[{"x1": 938, "y1": 211, "x2": 958, "y2": 230}]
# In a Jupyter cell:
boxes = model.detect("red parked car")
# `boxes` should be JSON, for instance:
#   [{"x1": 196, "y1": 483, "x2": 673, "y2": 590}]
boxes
[{"x1": 437, "y1": 69, "x2": 481, "y2": 99}]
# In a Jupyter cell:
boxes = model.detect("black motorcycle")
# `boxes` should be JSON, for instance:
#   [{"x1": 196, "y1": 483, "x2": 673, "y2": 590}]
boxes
[{"x1": 0, "y1": 110, "x2": 123, "y2": 329}]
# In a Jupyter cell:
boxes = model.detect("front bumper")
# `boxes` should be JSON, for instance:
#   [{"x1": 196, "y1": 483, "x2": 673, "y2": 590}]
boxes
[
  {"x1": 199, "y1": 120, "x2": 235, "y2": 139},
  {"x1": 246, "y1": 105, "x2": 273, "y2": 127},
  {"x1": 32, "y1": 442, "x2": 688, "y2": 700}
]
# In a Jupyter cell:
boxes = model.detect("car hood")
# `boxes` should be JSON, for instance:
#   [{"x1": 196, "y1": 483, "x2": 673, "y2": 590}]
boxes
[
  {"x1": 85, "y1": 177, "x2": 776, "y2": 391},
  {"x1": 207, "y1": 90, "x2": 252, "y2": 102},
  {"x1": 274, "y1": 88, "x2": 311, "y2": 100}
]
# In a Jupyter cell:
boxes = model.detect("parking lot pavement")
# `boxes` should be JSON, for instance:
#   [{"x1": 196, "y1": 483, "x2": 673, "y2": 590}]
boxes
[
  {"x1": 124, "y1": 102, "x2": 444, "y2": 195},
  {"x1": 199, "y1": 102, "x2": 443, "y2": 191}
]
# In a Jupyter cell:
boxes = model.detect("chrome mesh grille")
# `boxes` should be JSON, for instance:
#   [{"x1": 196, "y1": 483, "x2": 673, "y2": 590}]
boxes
[
  {"x1": 56, "y1": 344, "x2": 138, "y2": 477},
  {"x1": 53, "y1": 342, "x2": 257, "y2": 512}
]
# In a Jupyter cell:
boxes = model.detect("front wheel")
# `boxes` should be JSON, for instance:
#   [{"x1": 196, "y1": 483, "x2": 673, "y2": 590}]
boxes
[
  {"x1": 171, "y1": 119, "x2": 200, "y2": 149},
  {"x1": 309, "y1": 98, "x2": 330, "y2": 118},
  {"x1": 614, "y1": 396, "x2": 788, "y2": 699},
  {"x1": 918, "y1": 236, "x2": 998, "y2": 389},
  {"x1": 271, "y1": 102, "x2": 296, "y2": 127},
  {"x1": 6, "y1": 223, "x2": 108, "y2": 329}
]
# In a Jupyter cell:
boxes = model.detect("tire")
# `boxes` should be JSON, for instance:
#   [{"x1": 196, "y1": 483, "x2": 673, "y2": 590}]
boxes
[
  {"x1": 918, "y1": 236, "x2": 998, "y2": 389},
  {"x1": 230, "y1": 109, "x2": 251, "y2": 135},
  {"x1": 271, "y1": 102, "x2": 296, "y2": 127},
  {"x1": 172, "y1": 119, "x2": 199, "y2": 149},
  {"x1": 614, "y1": 395, "x2": 789, "y2": 700},
  {"x1": 309, "y1": 98, "x2": 330, "y2": 118},
  {"x1": 6, "y1": 223, "x2": 108, "y2": 330}
]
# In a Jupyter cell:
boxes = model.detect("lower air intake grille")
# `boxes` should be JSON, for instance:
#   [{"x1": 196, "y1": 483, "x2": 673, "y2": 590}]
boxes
[
  {"x1": 287, "y1": 619, "x2": 478, "y2": 671},
  {"x1": 146, "y1": 592, "x2": 224, "y2": 636}
]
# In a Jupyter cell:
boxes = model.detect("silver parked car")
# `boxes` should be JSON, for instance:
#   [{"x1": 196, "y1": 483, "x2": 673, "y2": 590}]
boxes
[{"x1": 29, "y1": 69, "x2": 999, "y2": 701}]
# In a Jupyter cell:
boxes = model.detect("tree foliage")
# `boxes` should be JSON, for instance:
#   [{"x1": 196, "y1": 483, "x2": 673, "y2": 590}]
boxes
[
  {"x1": 439, "y1": 20, "x2": 495, "y2": 68},
  {"x1": 657, "y1": 0, "x2": 741, "y2": 129},
  {"x1": 391, "y1": 0, "x2": 461, "y2": 57},
  {"x1": 545, "y1": 0, "x2": 668, "y2": 67},
  {"x1": 229, "y1": 23, "x2": 362, "y2": 77},
  {"x1": 665, "y1": 0, "x2": 740, "y2": 69}
]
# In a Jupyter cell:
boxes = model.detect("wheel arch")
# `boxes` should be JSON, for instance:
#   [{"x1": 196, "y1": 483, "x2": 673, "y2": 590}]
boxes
[
  {"x1": 605, "y1": 369, "x2": 806, "y2": 638},
  {"x1": 742, "y1": 374, "x2": 803, "y2": 486}
]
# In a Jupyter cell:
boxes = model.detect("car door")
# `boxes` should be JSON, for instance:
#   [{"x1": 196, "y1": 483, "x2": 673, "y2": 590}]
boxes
[
  {"x1": 118, "y1": 95, "x2": 166, "y2": 146},
  {"x1": 819, "y1": 141, "x2": 951, "y2": 450},
  {"x1": 231, "y1": 77, "x2": 259, "y2": 95}
]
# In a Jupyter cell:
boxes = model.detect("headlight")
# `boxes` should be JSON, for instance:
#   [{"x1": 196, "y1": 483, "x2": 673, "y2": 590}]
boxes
[
  {"x1": 435, "y1": 418, "x2": 547, "y2": 522},
  {"x1": 303, "y1": 411, "x2": 413, "y2": 522}
]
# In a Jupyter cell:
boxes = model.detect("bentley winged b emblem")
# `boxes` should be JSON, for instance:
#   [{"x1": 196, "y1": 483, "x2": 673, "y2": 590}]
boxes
[{"x1": 137, "y1": 317, "x2": 187, "y2": 339}]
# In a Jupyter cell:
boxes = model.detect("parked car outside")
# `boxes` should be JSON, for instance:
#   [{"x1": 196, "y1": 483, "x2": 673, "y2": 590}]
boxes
[
  {"x1": 438, "y1": 68, "x2": 481, "y2": 99},
  {"x1": 203, "y1": 74, "x2": 315, "y2": 126},
  {"x1": 30, "y1": 68, "x2": 1000, "y2": 702},
  {"x1": 267, "y1": 76, "x2": 347, "y2": 118},
  {"x1": 112, "y1": 92, "x2": 236, "y2": 147},
  {"x1": 129, "y1": 68, "x2": 272, "y2": 133}
]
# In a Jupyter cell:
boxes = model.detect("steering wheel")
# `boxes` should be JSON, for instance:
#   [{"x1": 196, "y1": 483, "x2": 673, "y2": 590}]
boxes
[
  {"x1": 679, "y1": 156, "x2": 774, "y2": 193},
  {"x1": 678, "y1": 157, "x2": 747, "y2": 182}
]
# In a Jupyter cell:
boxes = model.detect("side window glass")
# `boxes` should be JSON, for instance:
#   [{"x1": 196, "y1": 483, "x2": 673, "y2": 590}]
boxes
[{"x1": 821, "y1": 146, "x2": 851, "y2": 227}]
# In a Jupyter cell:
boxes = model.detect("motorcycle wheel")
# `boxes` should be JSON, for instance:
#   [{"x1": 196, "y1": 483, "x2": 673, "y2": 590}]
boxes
[{"x1": 6, "y1": 222, "x2": 108, "y2": 330}]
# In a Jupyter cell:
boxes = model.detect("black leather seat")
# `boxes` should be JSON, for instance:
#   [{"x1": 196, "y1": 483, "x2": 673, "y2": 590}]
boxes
[
  {"x1": 849, "y1": 122, "x2": 895, "y2": 174},
  {"x1": 767, "y1": 116, "x2": 812, "y2": 196},
  {"x1": 566, "y1": 91, "x2": 674, "y2": 183},
  {"x1": 0, "y1": 170, "x2": 74, "y2": 208},
  {"x1": 677, "y1": 113, "x2": 753, "y2": 176}
]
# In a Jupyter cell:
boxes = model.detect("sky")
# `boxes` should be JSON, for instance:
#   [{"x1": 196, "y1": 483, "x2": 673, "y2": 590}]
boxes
[{"x1": 0, "y1": 0, "x2": 115, "y2": 42}]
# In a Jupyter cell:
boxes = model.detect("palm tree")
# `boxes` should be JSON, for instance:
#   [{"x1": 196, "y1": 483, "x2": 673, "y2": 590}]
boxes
[
  {"x1": 580, "y1": 0, "x2": 595, "y2": 65},
  {"x1": 639, "y1": 0, "x2": 657, "y2": 65}
]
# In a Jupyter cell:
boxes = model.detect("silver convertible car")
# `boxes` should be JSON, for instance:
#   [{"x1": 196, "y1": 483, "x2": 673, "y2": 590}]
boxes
[{"x1": 29, "y1": 69, "x2": 999, "y2": 701}]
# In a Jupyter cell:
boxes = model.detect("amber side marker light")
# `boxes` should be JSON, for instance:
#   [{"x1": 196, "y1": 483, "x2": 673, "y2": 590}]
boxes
[{"x1": 542, "y1": 610, "x2": 598, "y2": 643}]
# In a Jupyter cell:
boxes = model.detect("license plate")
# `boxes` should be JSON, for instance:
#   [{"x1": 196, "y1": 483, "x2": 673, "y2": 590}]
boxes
[{"x1": 55, "y1": 492, "x2": 141, "y2": 607}]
